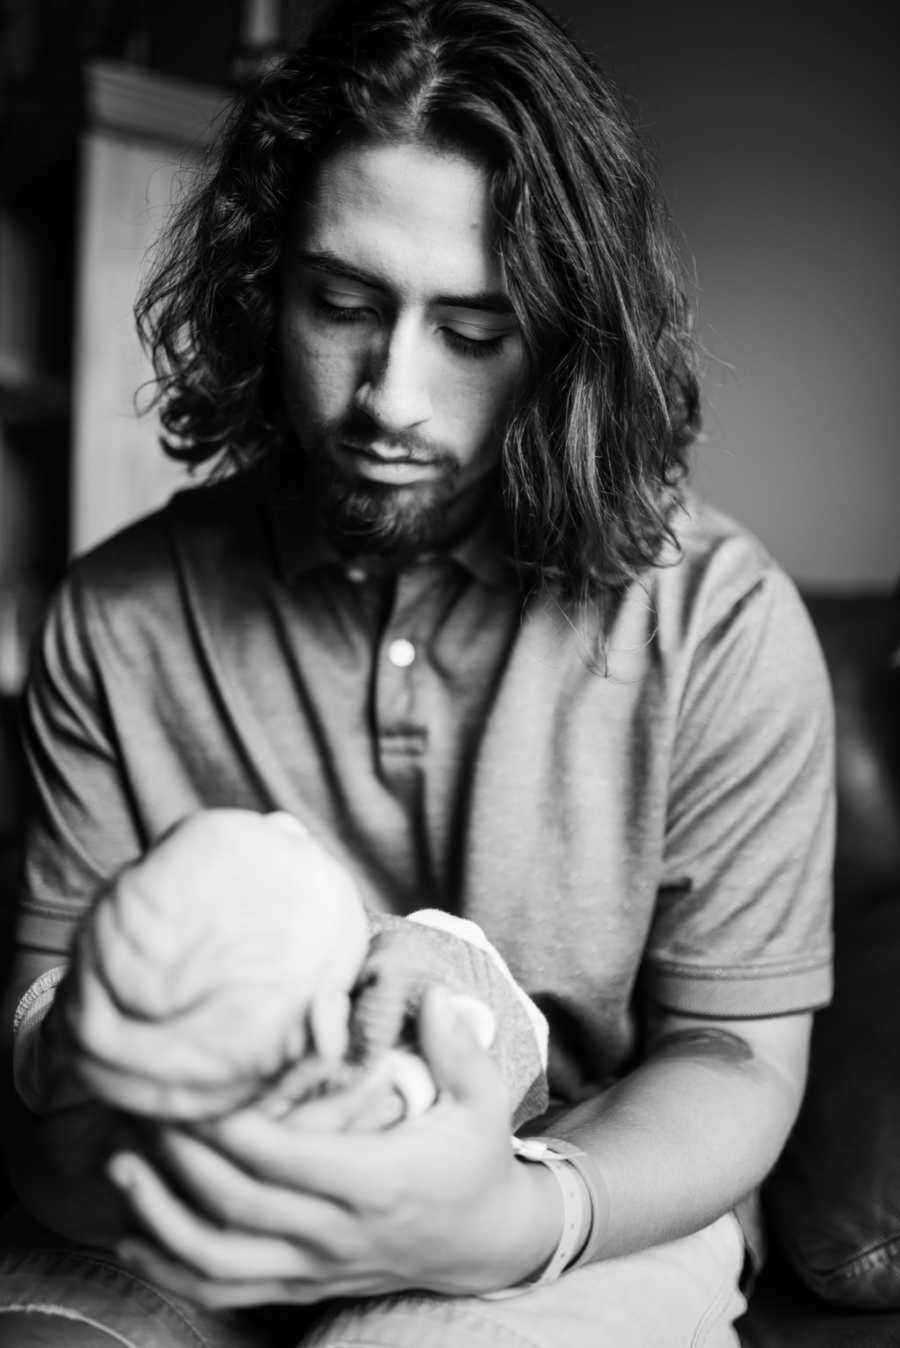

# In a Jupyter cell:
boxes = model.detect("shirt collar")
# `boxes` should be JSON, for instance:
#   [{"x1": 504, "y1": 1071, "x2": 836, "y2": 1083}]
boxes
[
  {"x1": 267, "y1": 487, "x2": 340, "y2": 581},
  {"x1": 441, "y1": 505, "x2": 514, "y2": 588}
]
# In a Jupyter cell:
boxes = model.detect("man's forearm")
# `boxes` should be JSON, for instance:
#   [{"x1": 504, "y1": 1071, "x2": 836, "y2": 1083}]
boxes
[{"x1": 543, "y1": 1013, "x2": 811, "y2": 1262}]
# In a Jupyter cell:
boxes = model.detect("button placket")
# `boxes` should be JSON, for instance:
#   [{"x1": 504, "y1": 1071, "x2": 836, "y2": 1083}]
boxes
[
  {"x1": 379, "y1": 630, "x2": 420, "y2": 745},
  {"x1": 388, "y1": 637, "x2": 416, "y2": 669},
  {"x1": 376, "y1": 576, "x2": 429, "y2": 770}
]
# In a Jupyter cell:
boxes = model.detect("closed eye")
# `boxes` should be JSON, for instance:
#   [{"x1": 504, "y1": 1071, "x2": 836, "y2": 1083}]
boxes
[
  {"x1": 314, "y1": 294, "x2": 377, "y2": 324},
  {"x1": 442, "y1": 329, "x2": 507, "y2": 360},
  {"x1": 313, "y1": 291, "x2": 508, "y2": 358}
]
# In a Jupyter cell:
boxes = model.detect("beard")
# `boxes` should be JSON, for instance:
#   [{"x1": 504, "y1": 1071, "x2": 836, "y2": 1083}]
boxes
[
  {"x1": 300, "y1": 412, "x2": 471, "y2": 561},
  {"x1": 318, "y1": 475, "x2": 461, "y2": 559}
]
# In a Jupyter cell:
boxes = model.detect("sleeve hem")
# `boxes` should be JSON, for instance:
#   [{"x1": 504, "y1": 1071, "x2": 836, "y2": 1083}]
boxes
[
  {"x1": 647, "y1": 963, "x2": 833, "y2": 1017},
  {"x1": 13, "y1": 909, "x2": 78, "y2": 959}
]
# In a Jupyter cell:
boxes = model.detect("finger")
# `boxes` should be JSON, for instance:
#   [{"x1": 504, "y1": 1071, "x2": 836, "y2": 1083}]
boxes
[
  {"x1": 308, "y1": 987, "x2": 351, "y2": 1063},
  {"x1": 418, "y1": 984, "x2": 501, "y2": 1108},
  {"x1": 265, "y1": 811, "x2": 310, "y2": 839},
  {"x1": 107, "y1": 1150, "x2": 310, "y2": 1281},
  {"x1": 258, "y1": 1068, "x2": 330, "y2": 1120},
  {"x1": 201, "y1": 1109, "x2": 393, "y2": 1198},
  {"x1": 116, "y1": 1239, "x2": 321, "y2": 1308},
  {"x1": 448, "y1": 994, "x2": 496, "y2": 1049},
  {"x1": 379, "y1": 1051, "x2": 437, "y2": 1121},
  {"x1": 151, "y1": 1126, "x2": 339, "y2": 1239},
  {"x1": 116, "y1": 1239, "x2": 386, "y2": 1310},
  {"x1": 270, "y1": 1070, "x2": 397, "y2": 1132}
]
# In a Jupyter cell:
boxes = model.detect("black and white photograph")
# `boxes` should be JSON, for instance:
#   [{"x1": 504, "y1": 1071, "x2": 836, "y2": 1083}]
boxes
[{"x1": 0, "y1": 2, "x2": 896, "y2": 1344}]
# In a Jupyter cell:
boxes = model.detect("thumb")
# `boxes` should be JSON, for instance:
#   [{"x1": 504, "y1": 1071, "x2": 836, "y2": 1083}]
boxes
[{"x1": 418, "y1": 984, "x2": 500, "y2": 1107}]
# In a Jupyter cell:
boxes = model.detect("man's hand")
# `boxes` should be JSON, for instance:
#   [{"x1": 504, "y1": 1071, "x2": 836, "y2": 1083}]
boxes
[
  {"x1": 53, "y1": 809, "x2": 369, "y2": 1119},
  {"x1": 106, "y1": 987, "x2": 562, "y2": 1307}
]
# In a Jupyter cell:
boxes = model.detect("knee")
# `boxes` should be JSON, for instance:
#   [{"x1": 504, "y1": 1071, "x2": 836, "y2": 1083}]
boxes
[{"x1": 0, "y1": 1308, "x2": 126, "y2": 1345}]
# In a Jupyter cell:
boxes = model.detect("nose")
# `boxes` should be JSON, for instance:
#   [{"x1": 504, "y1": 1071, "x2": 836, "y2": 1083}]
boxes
[{"x1": 353, "y1": 315, "x2": 433, "y2": 433}]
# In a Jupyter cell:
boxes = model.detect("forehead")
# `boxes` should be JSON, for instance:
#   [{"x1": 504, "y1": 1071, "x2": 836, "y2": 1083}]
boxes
[{"x1": 292, "y1": 140, "x2": 504, "y2": 296}]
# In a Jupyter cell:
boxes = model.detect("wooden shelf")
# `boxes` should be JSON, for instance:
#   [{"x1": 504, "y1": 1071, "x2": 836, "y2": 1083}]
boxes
[
  {"x1": 84, "y1": 60, "x2": 229, "y2": 149},
  {"x1": 0, "y1": 60, "x2": 229, "y2": 199},
  {"x1": 0, "y1": 60, "x2": 229, "y2": 555}
]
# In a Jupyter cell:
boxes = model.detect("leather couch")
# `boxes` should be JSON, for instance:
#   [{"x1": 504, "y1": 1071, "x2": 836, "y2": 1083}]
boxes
[
  {"x1": 0, "y1": 586, "x2": 898, "y2": 1343},
  {"x1": 738, "y1": 589, "x2": 900, "y2": 1345}
]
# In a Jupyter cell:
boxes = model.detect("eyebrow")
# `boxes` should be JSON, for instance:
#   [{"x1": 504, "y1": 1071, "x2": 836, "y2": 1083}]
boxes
[{"x1": 297, "y1": 250, "x2": 516, "y2": 316}]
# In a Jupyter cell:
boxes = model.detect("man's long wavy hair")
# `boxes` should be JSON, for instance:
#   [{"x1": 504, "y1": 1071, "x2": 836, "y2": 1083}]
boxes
[{"x1": 136, "y1": 0, "x2": 700, "y2": 599}]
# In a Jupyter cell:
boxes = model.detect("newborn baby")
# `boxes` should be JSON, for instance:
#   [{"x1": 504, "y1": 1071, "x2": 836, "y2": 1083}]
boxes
[{"x1": 16, "y1": 810, "x2": 547, "y2": 1133}]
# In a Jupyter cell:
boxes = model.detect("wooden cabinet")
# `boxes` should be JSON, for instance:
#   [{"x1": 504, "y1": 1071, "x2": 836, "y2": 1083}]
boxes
[
  {"x1": 0, "y1": 61, "x2": 228, "y2": 840},
  {"x1": 0, "y1": 60, "x2": 228, "y2": 695},
  {"x1": 69, "y1": 61, "x2": 228, "y2": 555}
]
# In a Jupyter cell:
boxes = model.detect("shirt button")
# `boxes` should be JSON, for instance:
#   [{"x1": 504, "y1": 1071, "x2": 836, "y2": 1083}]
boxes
[{"x1": 388, "y1": 638, "x2": 416, "y2": 668}]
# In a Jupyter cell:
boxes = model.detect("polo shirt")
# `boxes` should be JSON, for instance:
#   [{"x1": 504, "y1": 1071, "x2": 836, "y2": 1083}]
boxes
[{"x1": 16, "y1": 473, "x2": 834, "y2": 1105}]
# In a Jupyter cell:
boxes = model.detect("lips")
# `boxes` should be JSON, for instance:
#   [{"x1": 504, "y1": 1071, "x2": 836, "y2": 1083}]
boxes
[
  {"x1": 334, "y1": 441, "x2": 444, "y2": 487},
  {"x1": 342, "y1": 441, "x2": 435, "y2": 467}
]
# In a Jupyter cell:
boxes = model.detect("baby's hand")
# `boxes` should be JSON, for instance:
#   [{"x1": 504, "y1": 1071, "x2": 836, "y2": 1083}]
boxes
[{"x1": 54, "y1": 810, "x2": 368, "y2": 1119}]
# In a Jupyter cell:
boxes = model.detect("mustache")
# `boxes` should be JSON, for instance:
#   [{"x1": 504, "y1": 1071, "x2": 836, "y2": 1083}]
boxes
[{"x1": 334, "y1": 411, "x2": 455, "y2": 466}]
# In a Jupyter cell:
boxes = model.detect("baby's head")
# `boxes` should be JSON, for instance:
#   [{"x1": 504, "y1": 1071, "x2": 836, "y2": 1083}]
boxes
[{"x1": 59, "y1": 808, "x2": 369, "y2": 1119}]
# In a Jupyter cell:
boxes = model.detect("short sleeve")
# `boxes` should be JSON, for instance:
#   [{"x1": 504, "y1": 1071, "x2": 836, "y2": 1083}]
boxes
[
  {"x1": 645, "y1": 566, "x2": 835, "y2": 1017},
  {"x1": 15, "y1": 571, "x2": 143, "y2": 957}
]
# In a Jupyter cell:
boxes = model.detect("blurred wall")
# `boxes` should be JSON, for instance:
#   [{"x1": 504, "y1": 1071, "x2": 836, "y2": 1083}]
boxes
[{"x1": 548, "y1": 0, "x2": 898, "y2": 589}]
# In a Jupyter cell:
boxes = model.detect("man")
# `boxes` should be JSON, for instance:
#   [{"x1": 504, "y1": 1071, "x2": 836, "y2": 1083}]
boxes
[{"x1": 0, "y1": 0, "x2": 834, "y2": 1344}]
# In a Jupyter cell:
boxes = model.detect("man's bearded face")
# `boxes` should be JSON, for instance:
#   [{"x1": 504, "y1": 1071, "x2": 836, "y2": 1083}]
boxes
[{"x1": 278, "y1": 139, "x2": 525, "y2": 555}]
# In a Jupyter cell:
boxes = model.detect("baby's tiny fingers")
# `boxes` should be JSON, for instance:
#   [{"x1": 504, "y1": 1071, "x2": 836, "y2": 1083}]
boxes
[{"x1": 308, "y1": 987, "x2": 351, "y2": 1063}]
